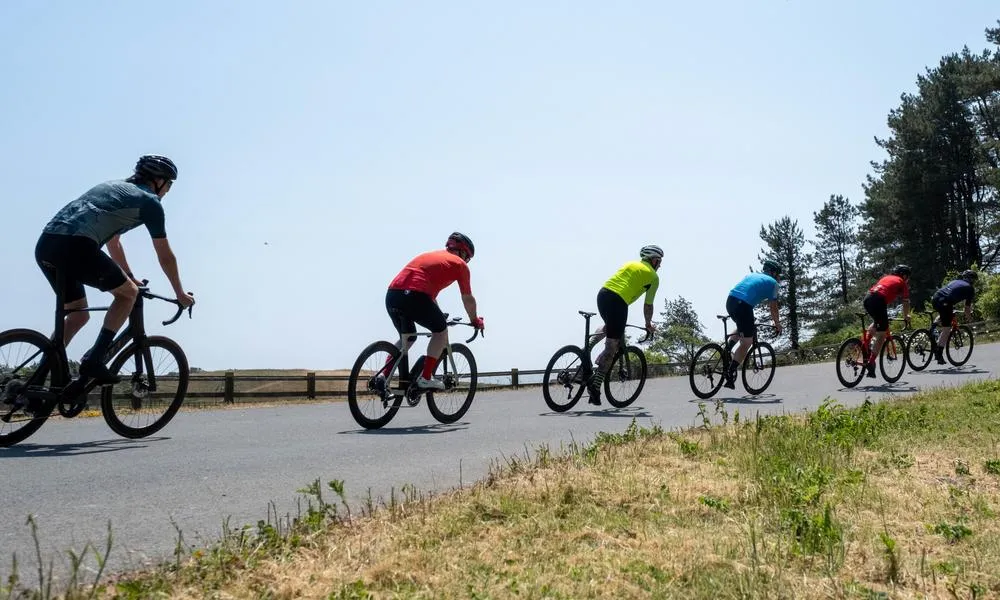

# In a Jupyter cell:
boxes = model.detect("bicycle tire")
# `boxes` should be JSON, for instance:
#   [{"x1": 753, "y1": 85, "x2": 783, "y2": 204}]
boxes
[
  {"x1": 347, "y1": 341, "x2": 404, "y2": 429},
  {"x1": 689, "y1": 343, "x2": 726, "y2": 399},
  {"x1": 542, "y1": 345, "x2": 588, "y2": 412},
  {"x1": 604, "y1": 345, "x2": 647, "y2": 408},
  {"x1": 905, "y1": 329, "x2": 934, "y2": 371},
  {"x1": 835, "y1": 338, "x2": 866, "y2": 388},
  {"x1": 0, "y1": 329, "x2": 64, "y2": 447},
  {"x1": 101, "y1": 336, "x2": 189, "y2": 439},
  {"x1": 427, "y1": 343, "x2": 478, "y2": 424},
  {"x1": 946, "y1": 325, "x2": 974, "y2": 367},
  {"x1": 879, "y1": 336, "x2": 905, "y2": 383},
  {"x1": 742, "y1": 341, "x2": 776, "y2": 395}
]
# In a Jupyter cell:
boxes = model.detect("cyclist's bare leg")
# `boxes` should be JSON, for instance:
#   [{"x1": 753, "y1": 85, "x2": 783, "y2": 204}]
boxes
[
  {"x1": 937, "y1": 326, "x2": 952, "y2": 349},
  {"x1": 871, "y1": 331, "x2": 887, "y2": 362},
  {"x1": 61, "y1": 298, "x2": 90, "y2": 346},
  {"x1": 732, "y1": 336, "x2": 753, "y2": 365},
  {"x1": 589, "y1": 326, "x2": 607, "y2": 349},
  {"x1": 594, "y1": 337, "x2": 620, "y2": 372},
  {"x1": 81, "y1": 281, "x2": 137, "y2": 364},
  {"x1": 414, "y1": 330, "x2": 449, "y2": 385}
]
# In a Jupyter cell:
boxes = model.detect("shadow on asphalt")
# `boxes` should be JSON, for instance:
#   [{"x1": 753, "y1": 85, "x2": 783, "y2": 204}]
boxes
[
  {"x1": 686, "y1": 393, "x2": 782, "y2": 405},
  {"x1": 539, "y1": 407, "x2": 653, "y2": 418},
  {"x1": 921, "y1": 365, "x2": 989, "y2": 375},
  {"x1": 339, "y1": 422, "x2": 470, "y2": 435},
  {"x1": 0, "y1": 437, "x2": 169, "y2": 458},
  {"x1": 838, "y1": 380, "x2": 919, "y2": 393}
]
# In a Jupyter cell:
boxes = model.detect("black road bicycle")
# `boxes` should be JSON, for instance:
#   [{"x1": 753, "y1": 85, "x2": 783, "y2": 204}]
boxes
[
  {"x1": 906, "y1": 310, "x2": 974, "y2": 371},
  {"x1": 347, "y1": 315, "x2": 480, "y2": 429},
  {"x1": 0, "y1": 276, "x2": 192, "y2": 447},
  {"x1": 542, "y1": 310, "x2": 650, "y2": 412},
  {"x1": 688, "y1": 315, "x2": 776, "y2": 399}
]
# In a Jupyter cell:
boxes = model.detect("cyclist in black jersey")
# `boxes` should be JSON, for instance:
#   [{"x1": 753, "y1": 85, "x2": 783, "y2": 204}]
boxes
[
  {"x1": 930, "y1": 270, "x2": 977, "y2": 364},
  {"x1": 34, "y1": 155, "x2": 195, "y2": 384}
]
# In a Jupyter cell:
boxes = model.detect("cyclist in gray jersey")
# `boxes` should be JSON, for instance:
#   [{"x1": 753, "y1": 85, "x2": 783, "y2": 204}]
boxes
[{"x1": 34, "y1": 155, "x2": 195, "y2": 384}]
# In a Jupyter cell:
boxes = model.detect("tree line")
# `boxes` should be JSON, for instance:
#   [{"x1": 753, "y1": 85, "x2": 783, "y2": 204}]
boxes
[{"x1": 651, "y1": 21, "x2": 1000, "y2": 362}]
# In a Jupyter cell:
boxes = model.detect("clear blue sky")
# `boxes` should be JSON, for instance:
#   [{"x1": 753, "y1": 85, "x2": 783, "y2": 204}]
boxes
[{"x1": 1, "y1": 1, "x2": 997, "y2": 372}]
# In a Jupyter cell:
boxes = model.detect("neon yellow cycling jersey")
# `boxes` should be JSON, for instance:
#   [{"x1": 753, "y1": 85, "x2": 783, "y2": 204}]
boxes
[{"x1": 603, "y1": 260, "x2": 659, "y2": 305}]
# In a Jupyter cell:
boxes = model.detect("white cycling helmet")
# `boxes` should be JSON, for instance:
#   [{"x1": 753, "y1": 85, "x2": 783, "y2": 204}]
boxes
[{"x1": 639, "y1": 245, "x2": 664, "y2": 261}]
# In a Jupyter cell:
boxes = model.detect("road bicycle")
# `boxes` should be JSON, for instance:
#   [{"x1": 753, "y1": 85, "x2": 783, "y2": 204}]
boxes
[
  {"x1": 541, "y1": 310, "x2": 650, "y2": 412},
  {"x1": 835, "y1": 313, "x2": 907, "y2": 388},
  {"x1": 347, "y1": 315, "x2": 480, "y2": 429},
  {"x1": 0, "y1": 275, "x2": 192, "y2": 447},
  {"x1": 905, "y1": 310, "x2": 975, "y2": 371},
  {"x1": 688, "y1": 315, "x2": 776, "y2": 399}
]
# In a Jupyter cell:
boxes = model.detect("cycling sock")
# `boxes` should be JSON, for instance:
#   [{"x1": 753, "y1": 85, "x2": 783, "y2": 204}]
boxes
[
  {"x1": 82, "y1": 328, "x2": 115, "y2": 363},
  {"x1": 590, "y1": 370, "x2": 605, "y2": 389},
  {"x1": 420, "y1": 356, "x2": 439, "y2": 380}
]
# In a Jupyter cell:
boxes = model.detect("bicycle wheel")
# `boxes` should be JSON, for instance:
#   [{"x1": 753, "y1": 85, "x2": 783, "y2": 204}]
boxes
[
  {"x1": 101, "y1": 336, "x2": 189, "y2": 439},
  {"x1": 905, "y1": 329, "x2": 934, "y2": 371},
  {"x1": 427, "y1": 343, "x2": 478, "y2": 424},
  {"x1": 689, "y1": 343, "x2": 726, "y2": 399},
  {"x1": 879, "y1": 336, "x2": 905, "y2": 383},
  {"x1": 542, "y1": 345, "x2": 588, "y2": 412},
  {"x1": 0, "y1": 329, "x2": 64, "y2": 447},
  {"x1": 946, "y1": 325, "x2": 974, "y2": 367},
  {"x1": 604, "y1": 346, "x2": 647, "y2": 408},
  {"x1": 835, "y1": 338, "x2": 866, "y2": 388},
  {"x1": 347, "y1": 341, "x2": 404, "y2": 429},
  {"x1": 742, "y1": 341, "x2": 776, "y2": 395}
]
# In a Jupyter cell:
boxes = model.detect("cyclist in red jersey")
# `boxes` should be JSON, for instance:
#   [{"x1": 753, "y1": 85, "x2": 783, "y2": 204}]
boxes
[
  {"x1": 862, "y1": 264, "x2": 911, "y2": 378},
  {"x1": 383, "y1": 232, "x2": 485, "y2": 390}
]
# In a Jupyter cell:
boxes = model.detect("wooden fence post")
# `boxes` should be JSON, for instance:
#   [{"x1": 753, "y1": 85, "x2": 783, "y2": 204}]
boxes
[
  {"x1": 307, "y1": 372, "x2": 316, "y2": 399},
  {"x1": 511, "y1": 368, "x2": 519, "y2": 389},
  {"x1": 224, "y1": 371, "x2": 235, "y2": 404}
]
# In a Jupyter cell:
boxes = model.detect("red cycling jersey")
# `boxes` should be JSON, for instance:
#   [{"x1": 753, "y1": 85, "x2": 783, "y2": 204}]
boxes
[
  {"x1": 388, "y1": 249, "x2": 472, "y2": 299},
  {"x1": 869, "y1": 275, "x2": 909, "y2": 304}
]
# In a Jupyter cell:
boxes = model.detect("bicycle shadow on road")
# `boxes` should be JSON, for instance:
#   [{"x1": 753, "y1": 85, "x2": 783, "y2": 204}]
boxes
[
  {"x1": 539, "y1": 407, "x2": 653, "y2": 418},
  {"x1": 920, "y1": 365, "x2": 990, "y2": 376},
  {"x1": 0, "y1": 436, "x2": 169, "y2": 458},
  {"x1": 838, "y1": 381, "x2": 919, "y2": 394},
  {"x1": 686, "y1": 393, "x2": 782, "y2": 405},
  {"x1": 339, "y1": 422, "x2": 470, "y2": 436}
]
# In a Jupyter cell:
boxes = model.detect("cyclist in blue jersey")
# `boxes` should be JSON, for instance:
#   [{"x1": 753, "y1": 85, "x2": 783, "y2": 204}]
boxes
[
  {"x1": 33, "y1": 155, "x2": 195, "y2": 384},
  {"x1": 930, "y1": 270, "x2": 977, "y2": 364},
  {"x1": 723, "y1": 259, "x2": 783, "y2": 389}
]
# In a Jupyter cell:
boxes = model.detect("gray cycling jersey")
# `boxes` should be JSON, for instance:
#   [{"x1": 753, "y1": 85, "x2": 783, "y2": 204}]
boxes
[{"x1": 43, "y1": 180, "x2": 166, "y2": 246}]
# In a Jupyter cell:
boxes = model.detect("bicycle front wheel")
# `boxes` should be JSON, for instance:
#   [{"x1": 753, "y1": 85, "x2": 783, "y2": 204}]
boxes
[
  {"x1": 835, "y1": 338, "x2": 866, "y2": 388},
  {"x1": 905, "y1": 329, "x2": 934, "y2": 371},
  {"x1": 879, "y1": 336, "x2": 905, "y2": 383},
  {"x1": 742, "y1": 341, "x2": 776, "y2": 395},
  {"x1": 427, "y1": 343, "x2": 478, "y2": 424},
  {"x1": 604, "y1": 346, "x2": 647, "y2": 408},
  {"x1": 102, "y1": 336, "x2": 189, "y2": 439},
  {"x1": 0, "y1": 329, "x2": 64, "y2": 447},
  {"x1": 542, "y1": 345, "x2": 588, "y2": 412},
  {"x1": 689, "y1": 343, "x2": 726, "y2": 399},
  {"x1": 946, "y1": 325, "x2": 974, "y2": 367},
  {"x1": 347, "y1": 341, "x2": 404, "y2": 429}
]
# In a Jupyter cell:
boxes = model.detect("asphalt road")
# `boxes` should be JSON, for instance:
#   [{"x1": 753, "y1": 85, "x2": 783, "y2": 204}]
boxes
[{"x1": 1, "y1": 345, "x2": 994, "y2": 583}]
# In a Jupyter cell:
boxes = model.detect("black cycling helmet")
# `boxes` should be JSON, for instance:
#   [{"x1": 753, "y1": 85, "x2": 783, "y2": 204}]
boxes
[
  {"x1": 135, "y1": 155, "x2": 178, "y2": 181},
  {"x1": 961, "y1": 269, "x2": 978, "y2": 282},
  {"x1": 762, "y1": 258, "x2": 782, "y2": 277},
  {"x1": 891, "y1": 264, "x2": 911, "y2": 277},
  {"x1": 446, "y1": 232, "x2": 475, "y2": 260}
]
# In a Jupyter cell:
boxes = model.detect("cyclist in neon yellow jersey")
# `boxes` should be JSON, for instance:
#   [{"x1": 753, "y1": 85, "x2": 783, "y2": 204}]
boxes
[{"x1": 587, "y1": 245, "x2": 662, "y2": 405}]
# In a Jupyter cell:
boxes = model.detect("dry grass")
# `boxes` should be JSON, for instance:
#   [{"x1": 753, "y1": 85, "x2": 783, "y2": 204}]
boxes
[{"x1": 9, "y1": 381, "x2": 1000, "y2": 599}]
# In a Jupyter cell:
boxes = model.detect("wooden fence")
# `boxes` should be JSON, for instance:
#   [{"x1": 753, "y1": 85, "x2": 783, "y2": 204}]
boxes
[{"x1": 186, "y1": 319, "x2": 1000, "y2": 405}]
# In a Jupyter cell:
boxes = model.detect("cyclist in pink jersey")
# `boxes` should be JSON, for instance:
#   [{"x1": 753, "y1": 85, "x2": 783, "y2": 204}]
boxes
[{"x1": 383, "y1": 232, "x2": 485, "y2": 390}]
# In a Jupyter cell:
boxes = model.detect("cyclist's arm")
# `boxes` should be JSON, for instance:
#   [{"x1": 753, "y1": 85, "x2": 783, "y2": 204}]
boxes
[
  {"x1": 643, "y1": 302, "x2": 654, "y2": 328},
  {"x1": 768, "y1": 300, "x2": 780, "y2": 327},
  {"x1": 151, "y1": 238, "x2": 186, "y2": 297},
  {"x1": 643, "y1": 275, "x2": 659, "y2": 327},
  {"x1": 461, "y1": 294, "x2": 479, "y2": 324},
  {"x1": 902, "y1": 299, "x2": 910, "y2": 322},
  {"x1": 106, "y1": 234, "x2": 136, "y2": 280}
]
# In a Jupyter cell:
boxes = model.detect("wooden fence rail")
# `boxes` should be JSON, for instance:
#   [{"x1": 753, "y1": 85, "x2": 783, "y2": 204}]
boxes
[{"x1": 186, "y1": 319, "x2": 1000, "y2": 404}]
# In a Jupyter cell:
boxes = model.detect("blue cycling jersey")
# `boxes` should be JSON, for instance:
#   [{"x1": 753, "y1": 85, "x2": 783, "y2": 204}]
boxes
[
  {"x1": 729, "y1": 273, "x2": 779, "y2": 306},
  {"x1": 43, "y1": 180, "x2": 166, "y2": 246},
  {"x1": 934, "y1": 279, "x2": 975, "y2": 305}
]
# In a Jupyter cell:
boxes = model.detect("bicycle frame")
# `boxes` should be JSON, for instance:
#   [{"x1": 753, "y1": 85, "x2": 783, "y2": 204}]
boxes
[{"x1": 377, "y1": 317, "x2": 479, "y2": 393}]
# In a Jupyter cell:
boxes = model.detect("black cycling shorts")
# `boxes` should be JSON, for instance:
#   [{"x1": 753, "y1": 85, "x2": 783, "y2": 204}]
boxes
[
  {"x1": 726, "y1": 295, "x2": 756, "y2": 338},
  {"x1": 864, "y1": 292, "x2": 890, "y2": 332},
  {"x1": 385, "y1": 289, "x2": 448, "y2": 338},
  {"x1": 35, "y1": 233, "x2": 127, "y2": 304},
  {"x1": 597, "y1": 287, "x2": 628, "y2": 339},
  {"x1": 932, "y1": 295, "x2": 955, "y2": 327}
]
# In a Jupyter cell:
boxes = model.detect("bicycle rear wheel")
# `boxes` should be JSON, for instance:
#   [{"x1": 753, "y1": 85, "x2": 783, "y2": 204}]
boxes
[
  {"x1": 427, "y1": 343, "x2": 478, "y2": 424},
  {"x1": 905, "y1": 329, "x2": 934, "y2": 371},
  {"x1": 879, "y1": 336, "x2": 905, "y2": 383},
  {"x1": 604, "y1": 346, "x2": 646, "y2": 408},
  {"x1": 946, "y1": 325, "x2": 974, "y2": 367},
  {"x1": 742, "y1": 341, "x2": 775, "y2": 395},
  {"x1": 0, "y1": 329, "x2": 63, "y2": 447},
  {"x1": 542, "y1": 345, "x2": 588, "y2": 412},
  {"x1": 347, "y1": 341, "x2": 404, "y2": 429},
  {"x1": 835, "y1": 338, "x2": 866, "y2": 388},
  {"x1": 101, "y1": 336, "x2": 189, "y2": 439},
  {"x1": 689, "y1": 343, "x2": 726, "y2": 399}
]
